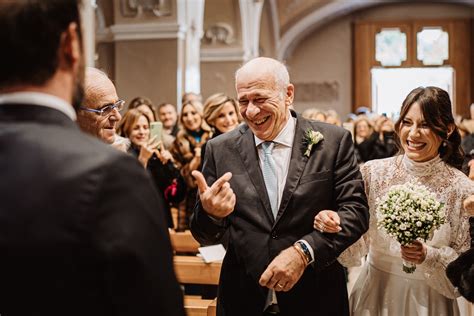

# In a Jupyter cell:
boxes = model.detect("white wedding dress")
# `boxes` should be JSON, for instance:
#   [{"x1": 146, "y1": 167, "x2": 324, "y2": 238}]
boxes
[{"x1": 339, "y1": 155, "x2": 473, "y2": 316}]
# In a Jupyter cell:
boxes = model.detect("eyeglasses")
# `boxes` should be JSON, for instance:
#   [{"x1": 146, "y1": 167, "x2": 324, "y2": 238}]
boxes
[{"x1": 80, "y1": 99, "x2": 125, "y2": 116}]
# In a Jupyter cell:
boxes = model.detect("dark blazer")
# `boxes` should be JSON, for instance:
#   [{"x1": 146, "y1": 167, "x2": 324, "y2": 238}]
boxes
[
  {"x1": 191, "y1": 112, "x2": 369, "y2": 316},
  {"x1": 0, "y1": 104, "x2": 185, "y2": 316}
]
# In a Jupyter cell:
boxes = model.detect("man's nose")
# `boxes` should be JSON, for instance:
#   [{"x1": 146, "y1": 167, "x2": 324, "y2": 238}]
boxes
[
  {"x1": 246, "y1": 103, "x2": 259, "y2": 117},
  {"x1": 109, "y1": 108, "x2": 121, "y2": 121}
]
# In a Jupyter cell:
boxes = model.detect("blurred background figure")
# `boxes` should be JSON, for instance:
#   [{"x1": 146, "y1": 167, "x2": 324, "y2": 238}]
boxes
[
  {"x1": 353, "y1": 114, "x2": 397, "y2": 164},
  {"x1": 128, "y1": 96, "x2": 156, "y2": 122},
  {"x1": 456, "y1": 116, "x2": 474, "y2": 179},
  {"x1": 77, "y1": 67, "x2": 129, "y2": 152},
  {"x1": 302, "y1": 107, "x2": 327, "y2": 121},
  {"x1": 171, "y1": 100, "x2": 211, "y2": 231},
  {"x1": 156, "y1": 102, "x2": 179, "y2": 149},
  {"x1": 353, "y1": 115, "x2": 373, "y2": 163},
  {"x1": 182, "y1": 92, "x2": 202, "y2": 105},
  {"x1": 117, "y1": 108, "x2": 184, "y2": 228},
  {"x1": 325, "y1": 109, "x2": 342, "y2": 126},
  {"x1": 355, "y1": 106, "x2": 371, "y2": 116}
]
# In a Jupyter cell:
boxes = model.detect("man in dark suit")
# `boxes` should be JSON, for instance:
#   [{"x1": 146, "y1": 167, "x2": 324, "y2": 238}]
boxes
[
  {"x1": 0, "y1": 1, "x2": 184, "y2": 315},
  {"x1": 191, "y1": 57, "x2": 369, "y2": 316}
]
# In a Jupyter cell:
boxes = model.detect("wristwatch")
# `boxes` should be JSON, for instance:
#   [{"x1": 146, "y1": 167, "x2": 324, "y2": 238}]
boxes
[{"x1": 294, "y1": 240, "x2": 314, "y2": 264}]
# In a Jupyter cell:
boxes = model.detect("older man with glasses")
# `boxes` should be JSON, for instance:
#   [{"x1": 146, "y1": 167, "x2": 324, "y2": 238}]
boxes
[{"x1": 77, "y1": 67, "x2": 129, "y2": 150}]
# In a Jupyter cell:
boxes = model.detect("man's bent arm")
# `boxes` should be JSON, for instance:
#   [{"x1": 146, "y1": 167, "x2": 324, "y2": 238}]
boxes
[
  {"x1": 302, "y1": 130, "x2": 369, "y2": 271},
  {"x1": 190, "y1": 140, "x2": 229, "y2": 245}
]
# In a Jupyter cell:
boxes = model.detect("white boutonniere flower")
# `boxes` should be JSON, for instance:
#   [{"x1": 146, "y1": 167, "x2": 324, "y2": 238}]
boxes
[{"x1": 304, "y1": 129, "x2": 324, "y2": 157}]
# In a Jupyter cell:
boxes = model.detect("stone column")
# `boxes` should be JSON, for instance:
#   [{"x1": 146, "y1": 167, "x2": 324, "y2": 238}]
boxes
[
  {"x1": 239, "y1": 0, "x2": 264, "y2": 61},
  {"x1": 80, "y1": 0, "x2": 96, "y2": 67},
  {"x1": 179, "y1": 0, "x2": 205, "y2": 96}
]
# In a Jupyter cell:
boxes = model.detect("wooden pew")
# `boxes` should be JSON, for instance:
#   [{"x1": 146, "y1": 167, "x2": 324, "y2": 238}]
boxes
[
  {"x1": 169, "y1": 229, "x2": 200, "y2": 253},
  {"x1": 174, "y1": 251, "x2": 221, "y2": 315},
  {"x1": 184, "y1": 296, "x2": 214, "y2": 316},
  {"x1": 207, "y1": 298, "x2": 217, "y2": 316},
  {"x1": 174, "y1": 255, "x2": 221, "y2": 285}
]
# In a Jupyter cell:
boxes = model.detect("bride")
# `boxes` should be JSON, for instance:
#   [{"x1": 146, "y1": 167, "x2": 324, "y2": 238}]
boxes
[{"x1": 314, "y1": 86, "x2": 473, "y2": 315}]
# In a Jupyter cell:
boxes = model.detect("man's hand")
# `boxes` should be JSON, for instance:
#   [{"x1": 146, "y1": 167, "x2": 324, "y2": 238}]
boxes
[
  {"x1": 192, "y1": 170, "x2": 236, "y2": 219},
  {"x1": 259, "y1": 247, "x2": 306, "y2": 292}
]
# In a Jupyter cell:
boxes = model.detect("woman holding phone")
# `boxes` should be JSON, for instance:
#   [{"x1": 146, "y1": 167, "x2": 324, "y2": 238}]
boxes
[
  {"x1": 171, "y1": 100, "x2": 211, "y2": 231},
  {"x1": 118, "y1": 108, "x2": 184, "y2": 228}
]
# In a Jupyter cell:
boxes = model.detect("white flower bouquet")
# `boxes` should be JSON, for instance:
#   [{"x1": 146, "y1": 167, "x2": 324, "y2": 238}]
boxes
[{"x1": 376, "y1": 182, "x2": 445, "y2": 273}]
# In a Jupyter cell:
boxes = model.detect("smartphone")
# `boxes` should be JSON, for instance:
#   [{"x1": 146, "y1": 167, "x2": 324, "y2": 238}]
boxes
[{"x1": 150, "y1": 121, "x2": 163, "y2": 142}]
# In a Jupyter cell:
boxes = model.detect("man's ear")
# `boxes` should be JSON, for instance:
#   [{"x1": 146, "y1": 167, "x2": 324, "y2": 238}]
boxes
[
  {"x1": 58, "y1": 22, "x2": 81, "y2": 70},
  {"x1": 285, "y1": 83, "x2": 295, "y2": 107}
]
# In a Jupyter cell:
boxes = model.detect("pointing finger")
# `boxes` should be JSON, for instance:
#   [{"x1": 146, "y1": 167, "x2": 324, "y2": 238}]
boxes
[
  {"x1": 192, "y1": 170, "x2": 209, "y2": 194},
  {"x1": 209, "y1": 172, "x2": 233, "y2": 194}
]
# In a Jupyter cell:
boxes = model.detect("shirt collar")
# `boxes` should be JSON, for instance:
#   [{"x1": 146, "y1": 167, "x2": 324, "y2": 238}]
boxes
[
  {"x1": 0, "y1": 91, "x2": 77, "y2": 121},
  {"x1": 255, "y1": 110, "x2": 296, "y2": 148}
]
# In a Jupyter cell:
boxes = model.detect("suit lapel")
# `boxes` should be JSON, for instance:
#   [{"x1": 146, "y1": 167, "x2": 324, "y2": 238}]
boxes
[
  {"x1": 274, "y1": 114, "x2": 312, "y2": 224},
  {"x1": 236, "y1": 125, "x2": 275, "y2": 224}
]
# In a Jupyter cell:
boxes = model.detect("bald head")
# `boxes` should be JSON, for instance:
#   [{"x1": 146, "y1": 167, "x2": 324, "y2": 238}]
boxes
[
  {"x1": 235, "y1": 57, "x2": 289, "y2": 92},
  {"x1": 83, "y1": 67, "x2": 113, "y2": 107},
  {"x1": 77, "y1": 67, "x2": 121, "y2": 144}
]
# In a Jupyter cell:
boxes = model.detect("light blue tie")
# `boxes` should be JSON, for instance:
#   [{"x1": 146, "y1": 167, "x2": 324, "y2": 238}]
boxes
[{"x1": 261, "y1": 142, "x2": 278, "y2": 218}]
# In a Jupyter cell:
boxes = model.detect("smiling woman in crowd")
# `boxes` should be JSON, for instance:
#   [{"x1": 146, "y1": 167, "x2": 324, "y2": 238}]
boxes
[{"x1": 171, "y1": 100, "x2": 211, "y2": 230}]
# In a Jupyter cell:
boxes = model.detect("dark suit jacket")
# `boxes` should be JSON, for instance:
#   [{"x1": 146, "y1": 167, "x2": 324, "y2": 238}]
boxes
[
  {"x1": 0, "y1": 104, "x2": 185, "y2": 316},
  {"x1": 191, "y1": 112, "x2": 369, "y2": 316}
]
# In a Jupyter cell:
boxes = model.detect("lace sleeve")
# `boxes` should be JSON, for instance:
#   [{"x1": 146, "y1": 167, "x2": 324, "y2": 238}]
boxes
[
  {"x1": 337, "y1": 162, "x2": 372, "y2": 267},
  {"x1": 421, "y1": 182, "x2": 473, "y2": 299},
  {"x1": 337, "y1": 234, "x2": 369, "y2": 267}
]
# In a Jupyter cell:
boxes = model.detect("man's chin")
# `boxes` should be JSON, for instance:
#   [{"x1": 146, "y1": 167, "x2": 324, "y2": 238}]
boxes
[{"x1": 100, "y1": 130, "x2": 116, "y2": 144}]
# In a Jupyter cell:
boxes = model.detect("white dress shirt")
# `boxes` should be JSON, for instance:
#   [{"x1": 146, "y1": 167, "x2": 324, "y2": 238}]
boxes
[{"x1": 0, "y1": 91, "x2": 76, "y2": 121}]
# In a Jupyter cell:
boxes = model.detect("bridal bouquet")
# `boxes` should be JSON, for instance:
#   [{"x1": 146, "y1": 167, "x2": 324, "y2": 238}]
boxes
[{"x1": 376, "y1": 182, "x2": 445, "y2": 273}]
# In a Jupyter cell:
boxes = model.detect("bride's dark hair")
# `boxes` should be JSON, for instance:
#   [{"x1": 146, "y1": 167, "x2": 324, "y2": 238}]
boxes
[{"x1": 394, "y1": 86, "x2": 463, "y2": 170}]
